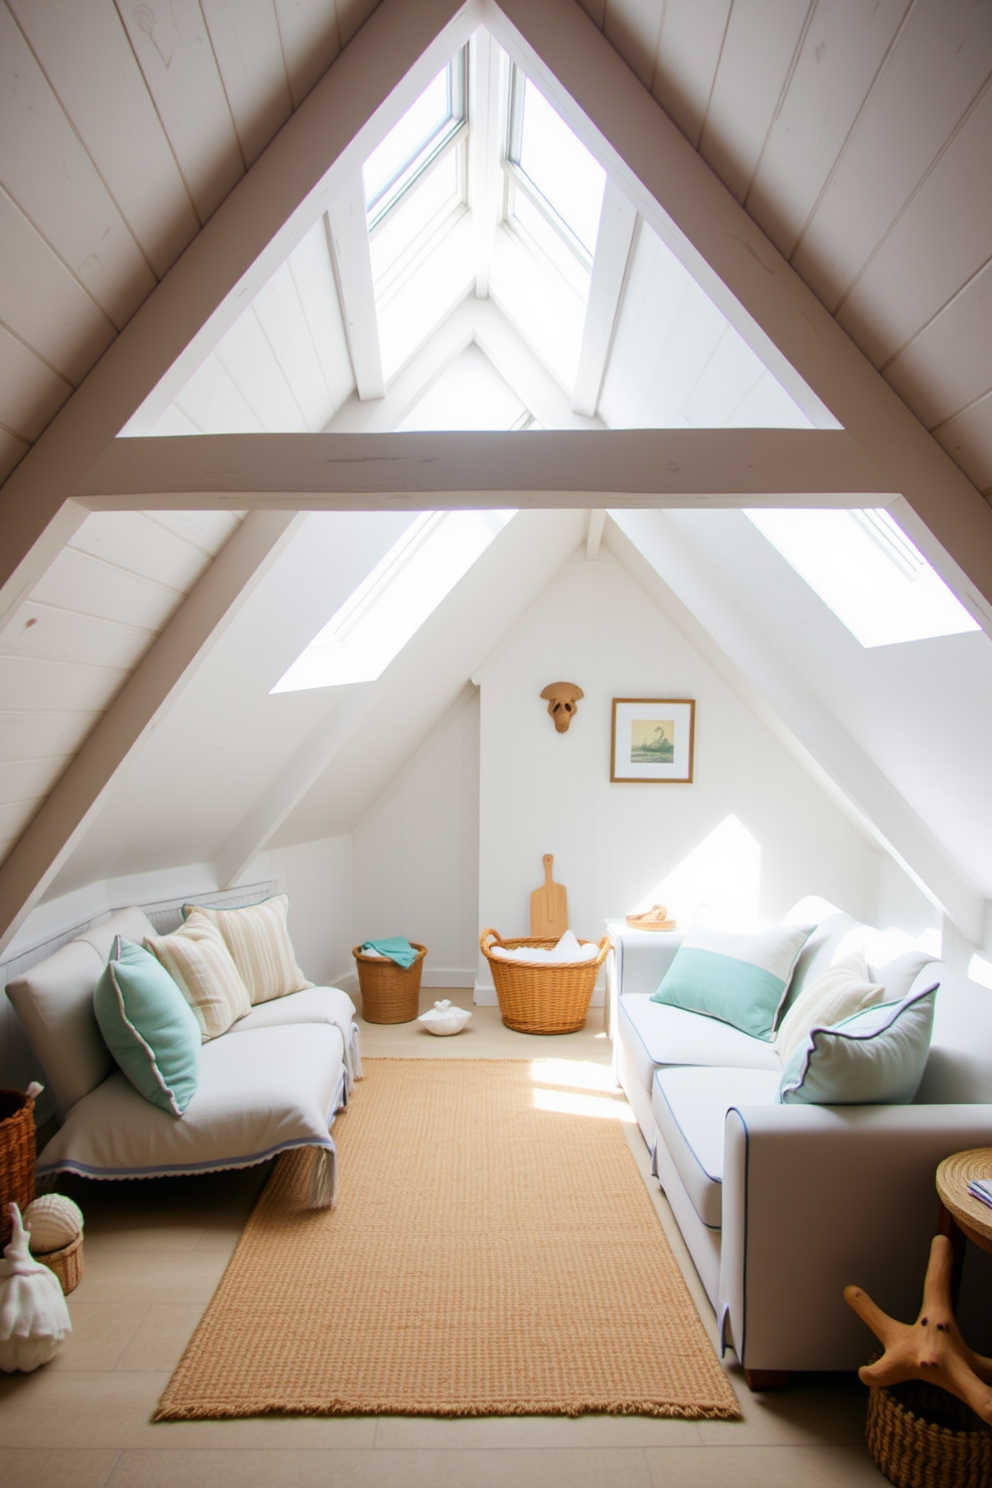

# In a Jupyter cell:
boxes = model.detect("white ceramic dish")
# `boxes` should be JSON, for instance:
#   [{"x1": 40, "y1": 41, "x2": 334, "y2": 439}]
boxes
[{"x1": 418, "y1": 999, "x2": 472, "y2": 1036}]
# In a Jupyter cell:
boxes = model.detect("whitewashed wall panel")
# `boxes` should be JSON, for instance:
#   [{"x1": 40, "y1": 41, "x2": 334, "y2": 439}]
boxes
[
  {"x1": 651, "y1": 0, "x2": 731, "y2": 149},
  {"x1": 0, "y1": 326, "x2": 72, "y2": 442},
  {"x1": 256, "y1": 834, "x2": 354, "y2": 988},
  {"x1": 476, "y1": 547, "x2": 880, "y2": 995},
  {"x1": 885, "y1": 260, "x2": 992, "y2": 431},
  {"x1": 351, "y1": 690, "x2": 480, "y2": 987}
]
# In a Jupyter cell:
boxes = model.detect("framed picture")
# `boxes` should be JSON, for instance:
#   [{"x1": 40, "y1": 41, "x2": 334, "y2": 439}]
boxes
[{"x1": 610, "y1": 699, "x2": 695, "y2": 783}]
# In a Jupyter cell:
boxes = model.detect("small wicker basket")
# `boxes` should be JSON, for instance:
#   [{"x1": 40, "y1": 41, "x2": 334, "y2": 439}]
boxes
[
  {"x1": 480, "y1": 929, "x2": 610, "y2": 1035},
  {"x1": 0, "y1": 1087, "x2": 37, "y2": 1250},
  {"x1": 39, "y1": 1232, "x2": 84, "y2": 1295},
  {"x1": 352, "y1": 943, "x2": 427, "y2": 1024},
  {"x1": 866, "y1": 1377, "x2": 992, "y2": 1488}
]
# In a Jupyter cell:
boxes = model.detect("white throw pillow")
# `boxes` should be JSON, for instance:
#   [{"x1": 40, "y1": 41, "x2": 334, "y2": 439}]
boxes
[{"x1": 774, "y1": 948, "x2": 885, "y2": 1064}]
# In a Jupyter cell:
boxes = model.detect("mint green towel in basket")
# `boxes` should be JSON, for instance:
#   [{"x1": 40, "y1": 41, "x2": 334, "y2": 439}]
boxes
[{"x1": 359, "y1": 937, "x2": 419, "y2": 969}]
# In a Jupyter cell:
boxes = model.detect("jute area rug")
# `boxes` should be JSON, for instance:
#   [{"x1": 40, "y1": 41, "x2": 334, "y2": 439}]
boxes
[{"x1": 155, "y1": 1058, "x2": 740, "y2": 1421}]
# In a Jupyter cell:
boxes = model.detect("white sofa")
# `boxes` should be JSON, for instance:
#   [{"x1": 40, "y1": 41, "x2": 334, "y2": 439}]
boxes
[
  {"x1": 610, "y1": 898, "x2": 992, "y2": 1387},
  {"x1": 6, "y1": 907, "x2": 361, "y2": 1206}
]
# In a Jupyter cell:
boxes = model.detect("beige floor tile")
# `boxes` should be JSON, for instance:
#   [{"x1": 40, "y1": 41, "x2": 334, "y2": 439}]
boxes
[
  {"x1": 72, "y1": 1249, "x2": 231, "y2": 1307},
  {"x1": 644, "y1": 1442, "x2": 888, "y2": 1485},
  {"x1": 0, "y1": 1370, "x2": 166, "y2": 1449},
  {"x1": 0, "y1": 1448, "x2": 120, "y2": 1488},
  {"x1": 49, "y1": 1302, "x2": 150, "y2": 1372},
  {"x1": 114, "y1": 1304, "x2": 206, "y2": 1373},
  {"x1": 373, "y1": 1413, "x2": 703, "y2": 1449},
  {"x1": 696, "y1": 1369, "x2": 868, "y2": 1447}
]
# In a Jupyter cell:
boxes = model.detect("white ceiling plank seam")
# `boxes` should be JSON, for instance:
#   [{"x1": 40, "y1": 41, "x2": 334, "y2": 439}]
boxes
[
  {"x1": 73, "y1": 428, "x2": 892, "y2": 505},
  {"x1": 216, "y1": 688, "x2": 379, "y2": 888},
  {"x1": 0, "y1": 509, "x2": 305, "y2": 956},
  {"x1": 326, "y1": 180, "x2": 386, "y2": 400},
  {"x1": 610, "y1": 506, "x2": 986, "y2": 946}
]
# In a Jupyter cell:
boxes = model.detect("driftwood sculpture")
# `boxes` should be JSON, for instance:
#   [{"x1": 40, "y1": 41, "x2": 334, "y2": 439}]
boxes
[
  {"x1": 540, "y1": 682, "x2": 583, "y2": 733},
  {"x1": 845, "y1": 1234, "x2": 992, "y2": 1424}
]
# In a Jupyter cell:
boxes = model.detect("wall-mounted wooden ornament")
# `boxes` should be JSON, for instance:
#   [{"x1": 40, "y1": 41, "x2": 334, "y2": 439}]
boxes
[{"x1": 540, "y1": 682, "x2": 583, "y2": 733}]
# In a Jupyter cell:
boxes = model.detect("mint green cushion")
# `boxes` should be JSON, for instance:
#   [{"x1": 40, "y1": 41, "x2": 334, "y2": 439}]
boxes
[
  {"x1": 779, "y1": 983, "x2": 938, "y2": 1105},
  {"x1": 94, "y1": 937, "x2": 200, "y2": 1115},
  {"x1": 650, "y1": 923, "x2": 813, "y2": 1041}
]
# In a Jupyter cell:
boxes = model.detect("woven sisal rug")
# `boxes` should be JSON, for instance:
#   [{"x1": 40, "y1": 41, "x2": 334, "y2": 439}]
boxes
[{"x1": 155, "y1": 1058, "x2": 740, "y2": 1420}]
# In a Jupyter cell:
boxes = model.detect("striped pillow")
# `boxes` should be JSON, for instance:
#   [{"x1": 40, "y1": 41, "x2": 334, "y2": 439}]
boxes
[
  {"x1": 145, "y1": 912, "x2": 251, "y2": 1040},
  {"x1": 184, "y1": 895, "x2": 313, "y2": 1006}
]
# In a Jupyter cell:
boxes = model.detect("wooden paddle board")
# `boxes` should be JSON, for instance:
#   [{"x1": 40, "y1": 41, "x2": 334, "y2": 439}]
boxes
[{"x1": 530, "y1": 854, "x2": 568, "y2": 938}]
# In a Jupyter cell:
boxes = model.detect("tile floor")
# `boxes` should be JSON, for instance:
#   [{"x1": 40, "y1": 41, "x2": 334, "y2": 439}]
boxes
[{"x1": 0, "y1": 991, "x2": 888, "y2": 1487}]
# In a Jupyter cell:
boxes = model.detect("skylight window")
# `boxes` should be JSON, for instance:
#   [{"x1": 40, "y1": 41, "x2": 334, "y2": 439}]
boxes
[
  {"x1": 504, "y1": 69, "x2": 606, "y2": 272},
  {"x1": 745, "y1": 508, "x2": 980, "y2": 648},
  {"x1": 271, "y1": 510, "x2": 516, "y2": 693},
  {"x1": 363, "y1": 53, "x2": 466, "y2": 231}
]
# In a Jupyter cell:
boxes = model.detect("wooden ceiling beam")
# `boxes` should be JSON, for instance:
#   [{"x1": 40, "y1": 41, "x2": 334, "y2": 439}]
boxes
[{"x1": 72, "y1": 428, "x2": 889, "y2": 507}]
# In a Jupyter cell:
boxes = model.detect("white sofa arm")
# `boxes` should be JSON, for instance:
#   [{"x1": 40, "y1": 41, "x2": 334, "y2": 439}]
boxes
[
  {"x1": 719, "y1": 1102, "x2": 992, "y2": 1375},
  {"x1": 611, "y1": 929, "x2": 685, "y2": 998}
]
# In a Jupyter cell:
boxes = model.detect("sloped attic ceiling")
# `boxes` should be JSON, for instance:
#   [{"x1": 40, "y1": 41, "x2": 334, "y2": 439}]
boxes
[{"x1": 1, "y1": 0, "x2": 992, "y2": 956}]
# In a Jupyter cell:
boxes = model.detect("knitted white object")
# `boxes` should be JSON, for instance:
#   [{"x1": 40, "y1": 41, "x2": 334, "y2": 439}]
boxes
[
  {"x1": 23, "y1": 1195, "x2": 83, "y2": 1255},
  {"x1": 0, "y1": 1204, "x2": 72, "y2": 1372}
]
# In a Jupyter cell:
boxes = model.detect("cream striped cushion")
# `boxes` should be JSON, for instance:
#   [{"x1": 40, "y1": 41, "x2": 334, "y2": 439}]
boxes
[
  {"x1": 184, "y1": 895, "x2": 313, "y2": 1006},
  {"x1": 145, "y1": 912, "x2": 251, "y2": 1041}
]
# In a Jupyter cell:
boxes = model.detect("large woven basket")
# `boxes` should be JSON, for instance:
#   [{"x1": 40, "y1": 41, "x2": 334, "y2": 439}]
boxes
[
  {"x1": 0, "y1": 1087, "x2": 37, "y2": 1250},
  {"x1": 866, "y1": 1376, "x2": 992, "y2": 1488},
  {"x1": 480, "y1": 929, "x2": 610, "y2": 1035},
  {"x1": 353, "y1": 943, "x2": 427, "y2": 1024}
]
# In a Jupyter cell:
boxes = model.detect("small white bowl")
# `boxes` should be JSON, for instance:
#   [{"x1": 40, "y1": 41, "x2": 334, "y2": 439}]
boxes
[{"x1": 419, "y1": 999, "x2": 472, "y2": 1036}]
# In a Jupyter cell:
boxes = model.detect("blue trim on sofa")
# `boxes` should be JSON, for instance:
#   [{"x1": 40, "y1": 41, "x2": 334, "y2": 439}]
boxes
[
  {"x1": 37, "y1": 1132, "x2": 337, "y2": 1181},
  {"x1": 726, "y1": 1105, "x2": 750, "y2": 1364}
]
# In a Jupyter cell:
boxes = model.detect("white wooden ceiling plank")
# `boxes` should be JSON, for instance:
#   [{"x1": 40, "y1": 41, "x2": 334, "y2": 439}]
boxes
[
  {"x1": 213, "y1": 306, "x2": 309, "y2": 432},
  {"x1": 0, "y1": 429, "x2": 29, "y2": 486},
  {"x1": 273, "y1": 0, "x2": 342, "y2": 108},
  {"x1": 116, "y1": 0, "x2": 246, "y2": 224},
  {"x1": 287, "y1": 219, "x2": 355, "y2": 421},
  {"x1": 576, "y1": 0, "x2": 605, "y2": 27},
  {"x1": 0, "y1": 187, "x2": 116, "y2": 386},
  {"x1": 0, "y1": 799, "x2": 43, "y2": 843},
  {"x1": 934, "y1": 391, "x2": 992, "y2": 494},
  {"x1": 0, "y1": 710, "x2": 102, "y2": 761},
  {"x1": 0, "y1": 655, "x2": 129, "y2": 713},
  {"x1": 0, "y1": 511, "x2": 304, "y2": 952},
  {"x1": 837, "y1": 84, "x2": 992, "y2": 368},
  {"x1": 598, "y1": 224, "x2": 687, "y2": 427},
  {"x1": 148, "y1": 509, "x2": 244, "y2": 555},
  {"x1": 69, "y1": 511, "x2": 222, "y2": 593},
  {"x1": 172, "y1": 355, "x2": 266, "y2": 435},
  {"x1": 489, "y1": 226, "x2": 582, "y2": 392},
  {"x1": 602, "y1": 0, "x2": 663, "y2": 91},
  {"x1": 0, "y1": 757, "x2": 72, "y2": 805},
  {"x1": 885, "y1": 259, "x2": 992, "y2": 430},
  {"x1": 725, "y1": 368, "x2": 811, "y2": 430},
  {"x1": 677, "y1": 327, "x2": 766, "y2": 430},
  {"x1": 699, "y1": 0, "x2": 814, "y2": 207},
  {"x1": 9, "y1": 0, "x2": 201, "y2": 278},
  {"x1": 0, "y1": 5, "x2": 156, "y2": 325},
  {"x1": 251, "y1": 263, "x2": 337, "y2": 429},
  {"x1": 201, "y1": 0, "x2": 294, "y2": 168},
  {"x1": 337, "y1": 0, "x2": 380, "y2": 47},
  {"x1": 792, "y1": 0, "x2": 992, "y2": 312},
  {"x1": 652, "y1": 0, "x2": 731, "y2": 150},
  {"x1": 746, "y1": 0, "x2": 910, "y2": 260},
  {"x1": 378, "y1": 217, "x2": 477, "y2": 385},
  {"x1": 1, "y1": 601, "x2": 156, "y2": 673},
  {"x1": 30, "y1": 549, "x2": 185, "y2": 632},
  {"x1": 149, "y1": 404, "x2": 202, "y2": 437},
  {"x1": 0, "y1": 329, "x2": 72, "y2": 443}
]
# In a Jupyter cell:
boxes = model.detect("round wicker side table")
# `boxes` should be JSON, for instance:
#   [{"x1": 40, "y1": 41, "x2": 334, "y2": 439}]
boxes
[{"x1": 936, "y1": 1149, "x2": 992, "y2": 1258}]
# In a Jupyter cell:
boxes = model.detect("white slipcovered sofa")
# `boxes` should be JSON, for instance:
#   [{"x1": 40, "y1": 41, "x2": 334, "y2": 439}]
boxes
[
  {"x1": 610, "y1": 897, "x2": 992, "y2": 1386},
  {"x1": 6, "y1": 906, "x2": 361, "y2": 1205}
]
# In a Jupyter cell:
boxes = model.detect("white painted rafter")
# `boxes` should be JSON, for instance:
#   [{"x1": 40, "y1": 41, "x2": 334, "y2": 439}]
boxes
[
  {"x1": 572, "y1": 178, "x2": 637, "y2": 416},
  {"x1": 326, "y1": 178, "x2": 386, "y2": 400}
]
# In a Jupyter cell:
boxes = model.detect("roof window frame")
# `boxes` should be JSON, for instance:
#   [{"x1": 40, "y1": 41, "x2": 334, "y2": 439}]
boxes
[{"x1": 365, "y1": 50, "x2": 468, "y2": 234}]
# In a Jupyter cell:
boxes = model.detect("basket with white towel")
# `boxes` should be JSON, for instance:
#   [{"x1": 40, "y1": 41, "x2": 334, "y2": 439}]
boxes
[{"x1": 480, "y1": 929, "x2": 610, "y2": 1035}]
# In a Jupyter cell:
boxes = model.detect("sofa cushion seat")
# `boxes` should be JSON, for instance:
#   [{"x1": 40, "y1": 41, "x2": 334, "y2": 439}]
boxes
[
  {"x1": 228, "y1": 985, "x2": 361, "y2": 1087},
  {"x1": 619, "y1": 994, "x2": 782, "y2": 1097},
  {"x1": 652, "y1": 1066, "x2": 783, "y2": 1229},
  {"x1": 36, "y1": 1022, "x2": 345, "y2": 1182}
]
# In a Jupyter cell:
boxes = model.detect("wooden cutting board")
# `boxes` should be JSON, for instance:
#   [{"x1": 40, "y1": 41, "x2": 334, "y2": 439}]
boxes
[{"x1": 530, "y1": 854, "x2": 568, "y2": 939}]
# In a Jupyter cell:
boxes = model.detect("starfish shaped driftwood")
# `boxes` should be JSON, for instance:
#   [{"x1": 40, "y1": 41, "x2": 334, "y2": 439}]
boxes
[{"x1": 844, "y1": 1234, "x2": 992, "y2": 1424}]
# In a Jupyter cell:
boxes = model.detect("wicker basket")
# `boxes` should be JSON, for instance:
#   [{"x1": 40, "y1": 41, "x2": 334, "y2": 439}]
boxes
[
  {"x1": 866, "y1": 1377, "x2": 992, "y2": 1488},
  {"x1": 39, "y1": 1231, "x2": 84, "y2": 1295},
  {"x1": 480, "y1": 929, "x2": 610, "y2": 1035},
  {"x1": 353, "y1": 943, "x2": 427, "y2": 1024},
  {"x1": 0, "y1": 1087, "x2": 37, "y2": 1250}
]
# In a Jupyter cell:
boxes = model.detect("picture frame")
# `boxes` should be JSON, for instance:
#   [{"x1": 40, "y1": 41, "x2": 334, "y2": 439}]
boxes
[{"x1": 610, "y1": 699, "x2": 695, "y2": 783}]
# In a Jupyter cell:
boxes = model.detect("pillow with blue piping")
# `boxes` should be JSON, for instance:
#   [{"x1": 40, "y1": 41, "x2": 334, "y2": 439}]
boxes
[
  {"x1": 779, "y1": 982, "x2": 938, "y2": 1106},
  {"x1": 650, "y1": 922, "x2": 814, "y2": 1041},
  {"x1": 94, "y1": 936, "x2": 200, "y2": 1115}
]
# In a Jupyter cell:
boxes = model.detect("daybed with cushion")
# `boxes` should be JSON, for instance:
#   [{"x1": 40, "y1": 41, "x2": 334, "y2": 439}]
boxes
[
  {"x1": 609, "y1": 897, "x2": 992, "y2": 1385},
  {"x1": 6, "y1": 898, "x2": 361, "y2": 1207}
]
